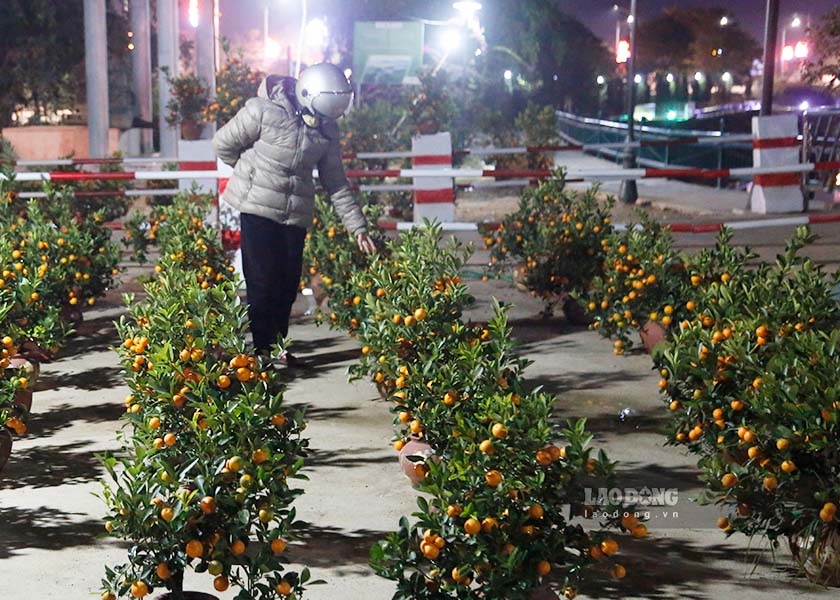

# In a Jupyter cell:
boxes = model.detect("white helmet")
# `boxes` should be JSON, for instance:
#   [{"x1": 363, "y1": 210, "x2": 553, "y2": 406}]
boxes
[{"x1": 295, "y1": 63, "x2": 353, "y2": 120}]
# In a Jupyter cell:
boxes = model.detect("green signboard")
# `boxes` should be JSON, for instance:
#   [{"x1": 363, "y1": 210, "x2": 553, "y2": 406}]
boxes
[{"x1": 353, "y1": 21, "x2": 424, "y2": 85}]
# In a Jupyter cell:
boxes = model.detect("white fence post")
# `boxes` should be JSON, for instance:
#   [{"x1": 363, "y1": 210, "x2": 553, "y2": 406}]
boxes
[
  {"x1": 750, "y1": 114, "x2": 804, "y2": 213},
  {"x1": 411, "y1": 132, "x2": 455, "y2": 223}
]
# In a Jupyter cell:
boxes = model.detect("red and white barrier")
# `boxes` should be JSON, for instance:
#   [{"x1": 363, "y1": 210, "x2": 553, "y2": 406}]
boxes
[
  {"x1": 750, "y1": 115, "x2": 804, "y2": 214},
  {"x1": 342, "y1": 135, "x2": 755, "y2": 161},
  {"x1": 4, "y1": 161, "x2": 840, "y2": 185},
  {"x1": 378, "y1": 213, "x2": 840, "y2": 233},
  {"x1": 411, "y1": 133, "x2": 455, "y2": 223}
]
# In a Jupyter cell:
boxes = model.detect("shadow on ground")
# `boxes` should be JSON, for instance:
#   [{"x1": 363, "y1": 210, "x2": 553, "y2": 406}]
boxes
[
  {"x1": 293, "y1": 523, "x2": 388, "y2": 574},
  {"x1": 0, "y1": 441, "x2": 106, "y2": 490},
  {"x1": 35, "y1": 366, "x2": 124, "y2": 393},
  {"x1": 305, "y1": 446, "x2": 394, "y2": 470},
  {"x1": 23, "y1": 402, "x2": 125, "y2": 440},
  {"x1": 0, "y1": 505, "x2": 108, "y2": 560},
  {"x1": 577, "y1": 534, "x2": 826, "y2": 599},
  {"x1": 531, "y1": 368, "x2": 650, "y2": 399}
]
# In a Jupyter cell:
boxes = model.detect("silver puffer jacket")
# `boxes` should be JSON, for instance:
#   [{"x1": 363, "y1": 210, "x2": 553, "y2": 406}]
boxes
[{"x1": 213, "y1": 75, "x2": 367, "y2": 234}]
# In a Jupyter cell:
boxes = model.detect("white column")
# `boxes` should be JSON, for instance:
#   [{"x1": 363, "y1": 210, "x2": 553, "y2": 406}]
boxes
[
  {"x1": 196, "y1": 0, "x2": 217, "y2": 139},
  {"x1": 130, "y1": 0, "x2": 154, "y2": 153},
  {"x1": 84, "y1": 0, "x2": 109, "y2": 157},
  {"x1": 412, "y1": 132, "x2": 455, "y2": 223},
  {"x1": 157, "y1": 0, "x2": 179, "y2": 157},
  {"x1": 750, "y1": 114, "x2": 804, "y2": 213}
]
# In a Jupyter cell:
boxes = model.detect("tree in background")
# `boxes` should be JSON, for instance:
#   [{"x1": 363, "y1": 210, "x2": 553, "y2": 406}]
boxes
[
  {"x1": 0, "y1": 1, "x2": 84, "y2": 126},
  {"x1": 802, "y1": 6, "x2": 840, "y2": 97},
  {"x1": 0, "y1": 0, "x2": 132, "y2": 127},
  {"x1": 481, "y1": 0, "x2": 612, "y2": 115},
  {"x1": 635, "y1": 7, "x2": 760, "y2": 103},
  {"x1": 204, "y1": 39, "x2": 265, "y2": 128}
]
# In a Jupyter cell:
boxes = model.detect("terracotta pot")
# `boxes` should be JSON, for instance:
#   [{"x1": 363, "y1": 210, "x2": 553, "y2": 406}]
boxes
[
  {"x1": 8, "y1": 356, "x2": 40, "y2": 383},
  {"x1": 789, "y1": 528, "x2": 840, "y2": 586},
  {"x1": 639, "y1": 320, "x2": 667, "y2": 354},
  {"x1": 13, "y1": 390, "x2": 32, "y2": 413},
  {"x1": 0, "y1": 428, "x2": 11, "y2": 474},
  {"x1": 563, "y1": 297, "x2": 593, "y2": 326},
  {"x1": 398, "y1": 439, "x2": 435, "y2": 486},
  {"x1": 180, "y1": 120, "x2": 203, "y2": 141}
]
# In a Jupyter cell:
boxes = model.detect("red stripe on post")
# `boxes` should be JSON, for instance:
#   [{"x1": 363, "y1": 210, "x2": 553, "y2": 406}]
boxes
[
  {"x1": 415, "y1": 189, "x2": 454, "y2": 204},
  {"x1": 178, "y1": 161, "x2": 217, "y2": 171},
  {"x1": 752, "y1": 137, "x2": 800, "y2": 149},
  {"x1": 50, "y1": 171, "x2": 136, "y2": 181},
  {"x1": 814, "y1": 161, "x2": 840, "y2": 171},
  {"x1": 808, "y1": 214, "x2": 840, "y2": 225},
  {"x1": 345, "y1": 169, "x2": 401, "y2": 178},
  {"x1": 754, "y1": 173, "x2": 801, "y2": 187},
  {"x1": 218, "y1": 178, "x2": 229, "y2": 195},
  {"x1": 644, "y1": 168, "x2": 730, "y2": 179},
  {"x1": 413, "y1": 155, "x2": 452, "y2": 166}
]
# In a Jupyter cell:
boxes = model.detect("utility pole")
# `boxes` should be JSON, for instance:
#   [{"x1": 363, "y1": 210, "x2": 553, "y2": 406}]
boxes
[
  {"x1": 619, "y1": 0, "x2": 638, "y2": 204},
  {"x1": 84, "y1": 0, "x2": 109, "y2": 158},
  {"x1": 760, "y1": 0, "x2": 779, "y2": 116},
  {"x1": 157, "y1": 0, "x2": 179, "y2": 156},
  {"x1": 130, "y1": 0, "x2": 153, "y2": 153},
  {"x1": 196, "y1": 0, "x2": 217, "y2": 139}
]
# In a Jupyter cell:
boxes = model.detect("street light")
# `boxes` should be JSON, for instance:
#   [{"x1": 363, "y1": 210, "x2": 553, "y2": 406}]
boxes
[
  {"x1": 596, "y1": 75, "x2": 606, "y2": 85},
  {"x1": 304, "y1": 17, "x2": 328, "y2": 49},
  {"x1": 666, "y1": 73, "x2": 674, "y2": 83},
  {"x1": 780, "y1": 15, "x2": 802, "y2": 76},
  {"x1": 722, "y1": 71, "x2": 732, "y2": 82},
  {"x1": 452, "y1": 1, "x2": 482, "y2": 18},
  {"x1": 719, "y1": 15, "x2": 729, "y2": 26},
  {"x1": 503, "y1": 69, "x2": 513, "y2": 81},
  {"x1": 634, "y1": 73, "x2": 642, "y2": 84},
  {"x1": 188, "y1": 0, "x2": 199, "y2": 27}
]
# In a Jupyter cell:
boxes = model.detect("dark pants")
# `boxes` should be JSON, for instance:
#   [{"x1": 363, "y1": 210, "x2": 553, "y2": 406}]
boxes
[{"x1": 240, "y1": 213, "x2": 307, "y2": 352}]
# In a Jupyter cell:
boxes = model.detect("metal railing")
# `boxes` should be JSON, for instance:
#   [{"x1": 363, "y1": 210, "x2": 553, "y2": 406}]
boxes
[
  {"x1": 556, "y1": 111, "x2": 754, "y2": 187},
  {"x1": 803, "y1": 108, "x2": 840, "y2": 192}
]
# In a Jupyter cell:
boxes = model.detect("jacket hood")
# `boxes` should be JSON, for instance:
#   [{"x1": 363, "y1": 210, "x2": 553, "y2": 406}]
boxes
[{"x1": 257, "y1": 75, "x2": 298, "y2": 113}]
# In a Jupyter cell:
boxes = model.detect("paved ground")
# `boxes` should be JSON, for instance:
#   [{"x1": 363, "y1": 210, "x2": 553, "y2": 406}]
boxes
[
  {"x1": 2, "y1": 172, "x2": 839, "y2": 597},
  {"x1": 1, "y1": 272, "x2": 837, "y2": 599}
]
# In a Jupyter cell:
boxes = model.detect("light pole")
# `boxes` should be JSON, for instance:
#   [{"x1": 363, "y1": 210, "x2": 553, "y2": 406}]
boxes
[
  {"x1": 760, "y1": 0, "x2": 779, "y2": 116},
  {"x1": 619, "y1": 0, "x2": 638, "y2": 204}
]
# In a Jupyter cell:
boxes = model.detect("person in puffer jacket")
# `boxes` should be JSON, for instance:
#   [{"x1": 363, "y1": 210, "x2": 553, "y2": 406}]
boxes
[{"x1": 213, "y1": 63, "x2": 376, "y2": 365}]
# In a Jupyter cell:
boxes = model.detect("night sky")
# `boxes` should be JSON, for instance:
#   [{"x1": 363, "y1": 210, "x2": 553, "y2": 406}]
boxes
[
  {"x1": 220, "y1": 0, "x2": 839, "y2": 49},
  {"x1": 563, "y1": 0, "x2": 838, "y2": 47}
]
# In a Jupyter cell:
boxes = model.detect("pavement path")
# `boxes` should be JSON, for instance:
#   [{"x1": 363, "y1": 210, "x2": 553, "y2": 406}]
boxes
[{"x1": 0, "y1": 275, "x2": 837, "y2": 599}]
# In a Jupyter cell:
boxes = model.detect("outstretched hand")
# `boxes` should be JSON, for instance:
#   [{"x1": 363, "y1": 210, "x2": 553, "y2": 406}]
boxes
[{"x1": 357, "y1": 233, "x2": 377, "y2": 255}]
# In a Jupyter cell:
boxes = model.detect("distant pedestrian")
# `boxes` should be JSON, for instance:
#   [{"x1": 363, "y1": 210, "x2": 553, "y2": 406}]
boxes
[{"x1": 213, "y1": 63, "x2": 376, "y2": 365}]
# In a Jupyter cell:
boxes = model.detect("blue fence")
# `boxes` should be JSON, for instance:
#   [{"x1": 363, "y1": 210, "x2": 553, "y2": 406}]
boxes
[{"x1": 556, "y1": 111, "x2": 753, "y2": 186}]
